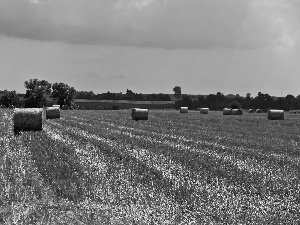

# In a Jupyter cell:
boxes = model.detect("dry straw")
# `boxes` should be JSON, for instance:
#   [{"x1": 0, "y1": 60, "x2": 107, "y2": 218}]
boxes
[
  {"x1": 46, "y1": 107, "x2": 60, "y2": 119},
  {"x1": 231, "y1": 109, "x2": 243, "y2": 115},
  {"x1": 13, "y1": 108, "x2": 43, "y2": 134},
  {"x1": 268, "y1": 109, "x2": 284, "y2": 120},
  {"x1": 180, "y1": 107, "x2": 188, "y2": 113},
  {"x1": 223, "y1": 108, "x2": 231, "y2": 115},
  {"x1": 200, "y1": 108, "x2": 209, "y2": 114},
  {"x1": 131, "y1": 108, "x2": 148, "y2": 120}
]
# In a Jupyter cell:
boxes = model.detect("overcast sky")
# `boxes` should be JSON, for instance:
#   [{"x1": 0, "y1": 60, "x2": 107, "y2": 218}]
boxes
[{"x1": 0, "y1": 0, "x2": 300, "y2": 97}]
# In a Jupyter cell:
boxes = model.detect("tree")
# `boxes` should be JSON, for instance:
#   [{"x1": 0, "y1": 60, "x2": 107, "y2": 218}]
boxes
[
  {"x1": 51, "y1": 82, "x2": 76, "y2": 108},
  {"x1": 24, "y1": 79, "x2": 52, "y2": 108},
  {"x1": 173, "y1": 86, "x2": 181, "y2": 99},
  {"x1": 0, "y1": 90, "x2": 22, "y2": 108}
]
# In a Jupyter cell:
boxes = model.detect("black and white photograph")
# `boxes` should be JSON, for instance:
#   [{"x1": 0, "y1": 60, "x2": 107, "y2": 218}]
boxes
[{"x1": 0, "y1": 0, "x2": 300, "y2": 224}]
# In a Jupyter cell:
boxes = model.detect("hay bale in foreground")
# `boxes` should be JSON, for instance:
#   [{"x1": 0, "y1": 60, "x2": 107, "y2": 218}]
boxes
[
  {"x1": 131, "y1": 108, "x2": 148, "y2": 121},
  {"x1": 256, "y1": 109, "x2": 262, "y2": 113},
  {"x1": 200, "y1": 108, "x2": 209, "y2": 114},
  {"x1": 13, "y1": 108, "x2": 43, "y2": 134},
  {"x1": 223, "y1": 108, "x2": 231, "y2": 115},
  {"x1": 231, "y1": 109, "x2": 243, "y2": 115},
  {"x1": 180, "y1": 107, "x2": 188, "y2": 113},
  {"x1": 62, "y1": 105, "x2": 68, "y2": 110},
  {"x1": 268, "y1": 109, "x2": 284, "y2": 120},
  {"x1": 46, "y1": 107, "x2": 60, "y2": 119},
  {"x1": 249, "y1": 109, "x2": 254, "y2": 113}
]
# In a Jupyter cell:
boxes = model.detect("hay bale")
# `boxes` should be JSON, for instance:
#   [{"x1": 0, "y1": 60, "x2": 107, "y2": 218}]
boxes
[
  {"x1": 200, "y1": 108, "x2": 209, "y2": 114},
  {"x1": 249, "y1": 109, "x2": 254, "y2": 113},
  {"x1": 62, "y1": 105, "x2": 68, "y2": 110},
  {"x1": 53, "y1": 105, "x2": 60, "y2": 108},
  {"x1": 268, "y1": 109, "x2": 284, "y2": 120},
  {"x1": 231, "y1": 109, "x2": 243, "y2": 115},
  {"x1": 46, "y1": 107, "x2": 60, "y2": 119},
  {"x1": 180, "y1": 107, "x2": 188, "y2": 113},
  {"x1": 0, "y1": 105, "x2": 6, "y2": 108},
  {"x1": 223, "y1": 108, "x2": 231, "y2": 115},
  {"x1": 256, "y1": 109, "x2": 262, "y2": 113},
  {"x1": 131, "y1": 108, "x2": 148, "y2": 121},
  {"x1": 13, "y1": 108, "x2": 43, "y2": 134}
]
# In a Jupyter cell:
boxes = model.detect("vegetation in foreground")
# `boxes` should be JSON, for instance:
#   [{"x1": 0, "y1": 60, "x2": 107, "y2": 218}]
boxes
[{"x1": 1, "y1": 109, "x2": 300, "y2": 224}]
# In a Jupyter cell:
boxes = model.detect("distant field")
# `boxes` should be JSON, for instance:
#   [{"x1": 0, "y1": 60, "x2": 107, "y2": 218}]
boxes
[
  {"x1": 1, "y1": 110, "x2": 300, "y2": 224},
  {"x1": 74, "y1": 99, "x2": 175, "y2": 109}
]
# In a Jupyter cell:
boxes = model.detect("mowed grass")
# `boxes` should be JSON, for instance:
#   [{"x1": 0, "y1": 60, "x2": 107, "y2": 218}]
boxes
[{"x1": 1, "y1": 109, "x2": 300, "y2": 224}]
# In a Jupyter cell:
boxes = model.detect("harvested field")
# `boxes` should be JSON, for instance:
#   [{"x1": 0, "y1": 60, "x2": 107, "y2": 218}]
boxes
[{"x1": 1, "y1": 109, "x2": 300, "y2": 224}]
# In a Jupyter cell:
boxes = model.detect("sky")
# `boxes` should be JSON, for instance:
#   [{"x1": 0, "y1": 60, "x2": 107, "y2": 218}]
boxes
[{"x1": 0, "y1": 0, "x2": 300, "y2": 97}]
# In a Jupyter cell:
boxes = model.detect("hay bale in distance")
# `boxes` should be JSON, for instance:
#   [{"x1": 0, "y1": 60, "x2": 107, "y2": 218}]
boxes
[
  {"x1": 0, "y1": 105, "x2": 6, "y2": 108},
  {"x1": 200, "y1": 108, "x2": 209, "y2": 114},
  {"x1": 13, "y1": 108, "x2": 43, "y2": 134},
  {"x1": 223, "y1": 108, "x2": 231, "y2": 115},
  {"x1": 62, "y1": 105, "x2": 68, "y2": 110},
  {"x1": 268, "y1": 109, "x2": 284, "y2": 120},
  {"x1": 249, "y1": 109, "x2": 255, "y2": 113},
  {"x1": 231, "y1": 109, "x2": 243, "y2": 115},
  {"x1": 131, "y1": 108, "x2": 148, "y2": 121},
  {"x1": 180, "y1": 107, "x2": 188, "y2": 113},
  {"x1": 46, "y1": 107, "x2": 60, "y2": 119},
  {"x1": 256, "y1": 109, "x2": 262, "y2": 113}
]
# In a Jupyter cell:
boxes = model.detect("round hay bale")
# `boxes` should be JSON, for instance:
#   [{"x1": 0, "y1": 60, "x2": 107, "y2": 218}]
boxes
[
  {"x1": 249, "y1": 109, "x2": 255, "y2": 113},
  {"x1": 200, "y1": 108, "x2": 209, "y2": 114},
  {"x1": 223, "y1": 108, "x2": 231, "y2": 115},
  {"x1": 256, "y1": 109, "x2": 262, "y2": 113},
  {"x1": 231, "y1": 109, "x2": 243, "y2": 115},
  {"x1": 46, "y1": 107, "x2": 60, "y2": 119},
  {"x1": 180, "y1": 107, "x2": 188, "y2": 113},
  {"x1": 13, "y1": 108, "x2": 43, "y2": 134},
  {"x1": 62, "y1": 105, "x2": 69, "y2": 110},
  {"x1": 268, "y1": 109, "x2": 284, "y2": 120},
  {"x1": 131, "y1": 108, "x2": 148, "y2": 121}
]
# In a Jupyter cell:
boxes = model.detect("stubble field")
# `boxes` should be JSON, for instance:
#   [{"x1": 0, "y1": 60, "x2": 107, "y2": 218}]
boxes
[{"x1": 0, "y1": 109, "x2": 300, "y2": 224}]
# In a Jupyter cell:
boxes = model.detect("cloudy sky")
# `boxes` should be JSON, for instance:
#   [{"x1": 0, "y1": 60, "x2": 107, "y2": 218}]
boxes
[{"x1": 0, "y1": 0, "x2": 300, "y2": 97}]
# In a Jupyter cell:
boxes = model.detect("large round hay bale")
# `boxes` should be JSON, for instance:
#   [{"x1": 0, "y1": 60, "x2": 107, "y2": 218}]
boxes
[
  {"x1": 231, "y1": 109, "x2": 243, "y2": 115},
  {"x1": 131, "y1": 108, "x2": 148, "y2": 121},
  {"x1": 62, "y1": 105, "x2": 68, "y2": 110},
  {"x1": 256, "y1": 109, "x2": 262, "y2": 113},
  {"x1": 200, "y1": 108, "x2": 209, "y2": 114},
  {"x1": 180, "y1": 107, "x2": 188, "y2": 113},
  {"x1": 268, "y1": 109, "x2": 284, "y2": 120},
  {"x1": 46, "y1": 107, "x2": 60, "y2": 119},
  {"x1": 13, "y1": 108, "x2": 43, "y2": 134},
  {"x1": 223, "y1": 108, "x2": 231, "y2": 115},
  {"x1": 249, "y1": 109, "x2": 254, "y2": 113}
]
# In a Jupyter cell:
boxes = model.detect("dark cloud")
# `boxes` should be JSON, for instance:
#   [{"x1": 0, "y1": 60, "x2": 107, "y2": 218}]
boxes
[{"x1": 0, "y1": 0, "x2": 299, "y2": 49}]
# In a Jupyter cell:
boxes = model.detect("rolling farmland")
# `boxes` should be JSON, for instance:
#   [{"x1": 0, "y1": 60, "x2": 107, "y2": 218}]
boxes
[{"x1": 1, "y1": 109, "x2": 300, "y2": 224}]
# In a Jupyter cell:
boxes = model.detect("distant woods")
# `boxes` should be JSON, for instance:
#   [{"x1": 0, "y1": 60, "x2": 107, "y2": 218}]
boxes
[{"x1": 1, "y1": 81, "x2": 300, "y2": 111}]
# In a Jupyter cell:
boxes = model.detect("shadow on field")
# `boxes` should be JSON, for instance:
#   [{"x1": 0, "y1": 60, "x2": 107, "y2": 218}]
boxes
[{"x1": 22, "y1": 132, "x2": 86, "y2": 203}]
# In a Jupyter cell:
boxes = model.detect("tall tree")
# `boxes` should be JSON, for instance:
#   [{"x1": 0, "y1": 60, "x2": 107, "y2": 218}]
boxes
[
  {"x1": 24, "y1": 79, "x2": 52, "y2": 108},
  {"x1": 173, "y1": 86, "x2": 181, "y2": 99},
  {"x1": 0, "y1": 90, "x2": 22, "y2": 108},
  {"x1": 51, "y1": 82, "x2": 76, "y2": 108}
]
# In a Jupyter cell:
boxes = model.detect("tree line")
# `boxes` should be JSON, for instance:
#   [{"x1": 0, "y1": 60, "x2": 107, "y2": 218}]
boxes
[
  {"x1": 75, "y1": 89, "x2": 171, "y2": 101},
  {"x1": 0, "y1": 79, "x2": 76, "y2": 109},
  {"x1": 175, "y1": 92, "x2": 300, "y2": 111}
]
